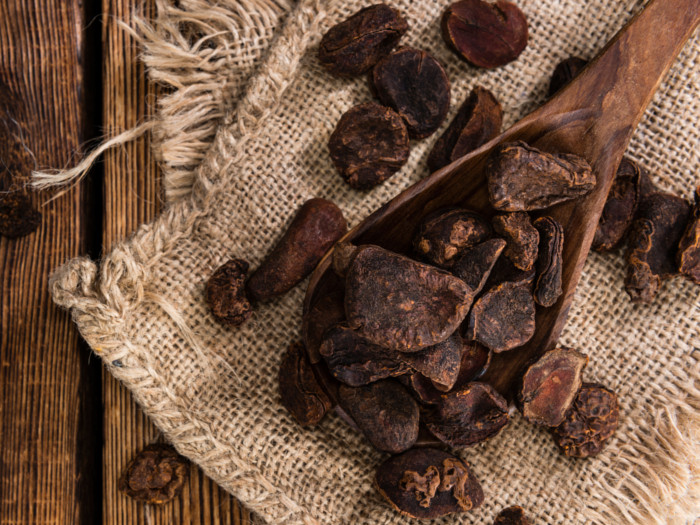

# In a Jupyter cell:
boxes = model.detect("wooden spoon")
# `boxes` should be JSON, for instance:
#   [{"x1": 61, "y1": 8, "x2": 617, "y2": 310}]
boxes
[{"x1": 304, "y1": 0, "x2": 700, "y2": 399}]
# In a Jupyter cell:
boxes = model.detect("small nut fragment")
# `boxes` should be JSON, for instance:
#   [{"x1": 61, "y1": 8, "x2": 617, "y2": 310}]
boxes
[
  {"x1": 0, "y1": 190, "x2": 41, "y2": 239},
  {"x1": 676, "y1": 186, "x2": 700, "y2": 284},
  {"x1": 492, "y1": 212, "x2": 539, "y2": 271},
  {"x1": 548, "y1": 57, "x2": 588, "y2": 97},
  {"x1": 118, "y1": 444, "x2": 189, "y2": 504},
  {"x1": 533, "y1": 216, "x2": 564, "y2": 307},
  {"x1": 206, "y1": 259, "x2": 253, "y2": 327},
  {"x1": 494, "y1": 505, "x2": 533, "y2": 525},
  {"x1": 451, "y1": 238, "x2": 507, "y2": 296},
  {"x1": 400, "y1": 332, "x2": 464, "y2": 390}
]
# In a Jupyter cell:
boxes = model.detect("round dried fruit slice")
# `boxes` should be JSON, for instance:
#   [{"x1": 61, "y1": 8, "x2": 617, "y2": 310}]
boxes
[
  {"x1": 206, "y1": 259, "x2": 253, "y2": 327},
  {"x1": 118, "y1": 444, "x2": 189, "y2": 504}
]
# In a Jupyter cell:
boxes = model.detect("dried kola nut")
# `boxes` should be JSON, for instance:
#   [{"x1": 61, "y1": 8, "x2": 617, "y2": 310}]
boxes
[
  {"x1": 552, "y1": 382, "x2": 619, "y2": 458},
  {"x1": 677, "y1": 186, "x2": 700, "y2": 284},
  {"x1": 329, "y1": 102, "x2": 410, "y2": 190},
  {"x1": 0, "y1": 191, "x2": 41, "y2": 239},
  {"x1": 488, "y1": 141, "x2": 596, "y2": 211},
  {"x1": 452, "y1": 341, "x2": 492, "y2": 389},
  {"x1": 548, "y1": 56, "x2": 588, "y2": 97},
  {"x1": 467, "y1": 281, "x2": 535, "y2": 353},
  {"x1": 400, "y1": 332, "x2": 464, "y2": 390},
  {"x1": 279, "y1": 342, "x2": 333, "y2": 426},
  {"x1": 318, "y1": 4, "x2": 408, "y2": 77},
  {"x1": 206, "y1": 259, "x2": 253, "y2": 327},
  {"x1": 519, "y1": 347, "x2": 588, "y2": 427},
  {"x1": 372, "y1": 47, "x2": 451, "y2": 139},
  {"x1": 492, "y1": 212, "x2": 539, "y2": 271},
  {"x1": 338, "y1": 380, "x2": 419, "y2": 453},
  {"x1": 533, "y1": 216, "x2": 564, "y2": 307},
  {"x1": 451, "y1": 238, "x2": 506, "y2": 296},
  {"x1": 442, "y1": 0, "x2": 528, "y2": 69},
  {"x1": 625, "y1": 192, "x2": 691, "y2": 303},
  {"x1": 483, "y1": 253, "x2": 536, "y2": 291},
  {"x1": 424, "y1": 382, "x2": 509, "y2": 447},
  {"x1": 428, "y1": 86, "x2": 503, "y2": 172},
  {"x1": 413, "y1": 208, "x2": 492, "y2": 268},
  {"x1": 494, "y1": 505, "x2": 533, "y2": 525},
  {"x1": 118, "y1": 444, "x2": 189, "y2": 504},
  {"x1": 302, "y1": 287, "x2": 345, "y2": 363},
  {"x1": 375, "y1": 448, "x2": 484, "y2": 519},
  {"x1": 247, "y1": 198, "x2": 346, "y2": 302},
  {"x1": 346, "y1": 245, "x2": 474, "y2": 352},
  {"x1": 403, "y1": 372, "x2": 444, "y2": 404}
]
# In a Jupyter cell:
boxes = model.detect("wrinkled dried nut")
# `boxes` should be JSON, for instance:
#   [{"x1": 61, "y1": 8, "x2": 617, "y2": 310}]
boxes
[
  {"x1": 424, "y1": 382, "x2": 509, "y2": 447},
  {"x1": 206, "y1": 259, "x2": 253, "y2": 327},
  {"x1": 247, "y1": 198, "x2": 347, "y2": 302},
  {"x1": 318, "y1": 4, "x2": 408, "y2": 77},
  {"x1": 376, "y1": 448, "x2": 484, "y2": 518},
  {"x1": 118, "y1": 444, "x2": 189, "y2": 504},
  {"x1": 329, "y1": 103, "x2": 410, "y2": 189},
  {"x1": 494, "y1": 505, "x2": 533, "y2": 525},
  {"x1": 413, "y1": 208, "x2": 492, "y2": 268},
  {"x1": 488, "y1": 142, "x2": 596, "y2": 211},
  {"x1": 372, "y1": 47, "x2": 451, "y2": 139},
  {"x1": 279, "y1": 342, "x2": 333, "y2": 426},
  {"x1": 548, "y1": 57, "x2": 588, "y2": 97},
  {"x1": 400, "y1": 333, "x2": 464, "y2": 390},
  {"x1": 519, "y1": 347, "x2": 588, "y2": 427},
  {"x1": 552, "y1": 383, "x2": 619, "y2": 458},
  {"x1": 482, "y1": 249, "x2": 536, "y2": 291},
  {"x1": 533, "y1": 216, "x2": 564, "y2": 307},
  {"x1": 452, "y1": 341, "x2": 492, "y2": 389},
  {"x1": 467, "y1": 281, "x2": 535, "y2": 353},
  {"x1": 677, "y1": 186, "x2": 700, "y2": 284},
  {"x1": 452, "y1": 238, "x2": 507, "y2": 296},
  {"x1": 428, "y1": 86, "x2": 503, "y2": 172},
  {"x1": 0, "y1": 191, "x2": 41, "y2": 239},
  {"x1": 625, "y1": 192, "x2": 691, "y2": 303},
  {"x1": 320, "y1": 324, "x2": 410, "y2": 386},
  {"x1": 302, "y1": 287, "x2": 346, "y2": 363},
  {"x1": 442, "y1": 0, "x2": 528, "y2": 68},
  {"x1": 593, "y1": 157, "x2": 644, "y2": 251},
  {"x1": 403, "y1": 372, "x2": 444, "y2": 404},
  {"x1": 332, "y1": 242, "x2": 358, "y2": 278},
  {"x1": 338, "y1": 380, "x2": 419, "y2": 453},
  {"x1": 492, "y1": 212, "x2": 539, "y2": 271},
  {"x1": 346, "y1": 245, "x2": 474, "y2": 352}
]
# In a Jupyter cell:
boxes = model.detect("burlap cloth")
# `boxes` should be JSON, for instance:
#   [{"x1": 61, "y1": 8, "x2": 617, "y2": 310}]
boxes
[{"x1": 51, "y1": 0, "x2": 699, "y2": 523}]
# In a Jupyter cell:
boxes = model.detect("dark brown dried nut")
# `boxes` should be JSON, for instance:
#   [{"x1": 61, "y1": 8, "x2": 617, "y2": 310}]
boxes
[
  {"x1": 400, "y1": 333, "x2": 464, "y2": 390},
  {"x1": 488, "y1": 142, "x2": 596, "y2": 211},
  {"x1": 247, "y1": 199, "x2": 347, "y2": 302},
  {"x1": 552, "y1": 382, "x2": 619, "y2": 458},
  {"x1": 467, "y1": 281, "x2": 535, "y2": 353},
  {"x1": 0, "y1": 191, "x2": 41, "y2": 239},
  {"x1": 424, "y1": 382, "x2": 509, "y2": 447},
  {"x1": 413, "y1": 208, "x2": 492, "y2": 268},
  {"x1": 338, "y1": 380, "x2": 419, "y2": 453},
  {"x1": 494, "y1": 505, "x2": 533, "y2": 525},
  {"x1": 302, "y1": 286, "x2": 346, "y2": 363},
  {"x1": 533, "y1": 216, "x2": 564, "y2": 307},
  {"x1": 279, "y1": 342, "x2": 333, "y2": 426},
  {"x1": 318, "y1": 4, "x2": 408, "y2": 77},
  {"x1": 548, "y1": 57, "x2": 588, "y2": 97},
  {"x1": 452, "y1": 238, "x2": 507, "y2": 296},
  {"x1": 346, "y1": 245, "x2": 474, "y2": 352},
  {"x1": 625, "y1": 192, "x2": 691, "y2": 303},
  {"x1": 403, "y1": 372, "x2": 444, "y2": 404},
  {"x1": 118, "y1": 444, "x2": 189, "y2": 504},
  {"x1": 428, "y1": 86, "x2": 503, "y2": 172},
  {"x1": 332, "y1": 242, "x2": 358, "y2": 278},
  {"x1": 519, "y1": 347, "x2": 588, "y2": 427},
  {"x1": 492, "y1": 212, "x2": 539, "y2": 271},
  {"x1": 372, "y1": 47, "x2": 451, "y2": 139},
  {"x1": 677, "y1": 186, "x2": 700, "y2": 284},
  {"x1": 483, "y1": 253, "x2": 536, "y2": 291},
  {"x1": 442, "y1": 0, "x2": 528, "y2": 69},
  {"x1": 452, "y1": 341, "x2": 492, "y2": 389},
  {"x1": 329, "y1": 102, "x2": 410, "y2": 190},
  {"x1": 376, "y1": 448, "x2": 484, "y2": 518},
  {"x1": 206, "y1": 259, "x2": 253, "y2": 327},
  {"x1": 320, "y1": 324, "x2": 410, "y2": 386}
]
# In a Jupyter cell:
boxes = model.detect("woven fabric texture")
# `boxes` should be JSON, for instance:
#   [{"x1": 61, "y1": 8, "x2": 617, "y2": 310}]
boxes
[{"x1": 51, "y1": 0, "x2": 699, "y2": 523}]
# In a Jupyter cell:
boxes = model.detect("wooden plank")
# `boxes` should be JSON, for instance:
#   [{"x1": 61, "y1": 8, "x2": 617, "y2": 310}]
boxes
[
  {"x1": 101, "y1": 1, "x2": 251, "y2": 523},
  {"x1": 0, "y1": 1, "x2": 101, "y2": 524}
]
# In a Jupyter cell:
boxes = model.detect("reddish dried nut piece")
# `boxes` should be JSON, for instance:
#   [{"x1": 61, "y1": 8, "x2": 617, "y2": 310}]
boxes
[
  {"x1": 493, "y1": 505, "x2": 533, "y2": 525},
  {"x1": 519, "y1": 347, "x2": 588, "y2": 427},
  {"x1": 0, "y1": 191, "x2": 41, "y2": 239},
  {"x1": 428, "y1": 86, "x2": 503, "y2": 172},
  {"x1": 247, "y1": 198, "x2": 347, "y2": 302},
  {"x1": 493, "y1": 212, "x2": 539, "y2": 271},
  {"x1": 442, "y1": 0, "x2": 528, "y2": 68},
  {"x1": 677, "y1": 186, "x2": 700, "y2": 284},
  {"x1": 345, "y1": 245, "x2": 474, "y2": 352},
  {"x1": 413, "y1": 208, "x2": 492, "y2": 268},
  {"x1": 552, "y1": 383, "x2": 619, "y2": 458},
  {"x1": 401, "y1": 332, "x2": 464, "y2": 390},
  {"x1": 452, "y1": 238, "x2": 506, "y2": 296},
  {"x1": 338, "y1": 380, "x2": 419, "y2": 453},
  {"x1": 118, "y1": 444, "x2": 189, "y2": 504},
  {"x1": 488, "y1": 142, "x2": 596, "y2": 211},
  {"x1": 372, "y1": 47, "x2": 451, "y2": 139},
  {"x1": 302, "y1": 287, "x2": 346, "y2": 363},
  {"x1": 424, "y1": 382, "x2": 509, "y2": 447},
  {"x1": 318, "y1": 4, "x2": 408, "y2": 77},
  {"x1": 548, "y1": 57, "x2": 588, "y2": 97},
  {"x1": 279, "y1": 342, "x2": 333, "y2": 426},
  {"x1": 206, "y1": 259, "x2": 253, "y2": 327},
  {"x1": 625, "y1": 192, "x2": 691, "y2": 303},
  {"x1": 533, "y1": 216, "x2": 564, "y2": 307},
  {"x1": 329, "y1": 103, "x2": 410, "y2": 190},
  {"x1": 376, "y1": 448, "x2": 484, "y2": 519},
  {"x1": 453, "y1": 341, "x2": 492, "y2": 389}
]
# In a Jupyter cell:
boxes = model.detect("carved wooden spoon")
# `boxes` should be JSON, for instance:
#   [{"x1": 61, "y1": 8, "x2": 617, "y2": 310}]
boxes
[{"x1": 304, "y1": 0, "x2": 700, "y2": 399}]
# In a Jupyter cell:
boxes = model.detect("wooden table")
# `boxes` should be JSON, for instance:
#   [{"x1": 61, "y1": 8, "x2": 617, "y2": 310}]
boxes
[{"x1": 1, "y1": 1, "x2": 251, "y2": 523}]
